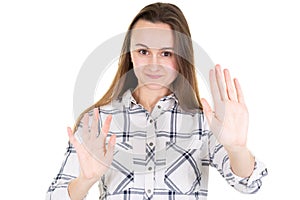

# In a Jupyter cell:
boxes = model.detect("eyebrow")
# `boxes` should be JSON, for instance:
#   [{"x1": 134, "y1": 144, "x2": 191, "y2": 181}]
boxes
[{"x1": 135, "y1": 43, "x2": 174, "y2": 50}]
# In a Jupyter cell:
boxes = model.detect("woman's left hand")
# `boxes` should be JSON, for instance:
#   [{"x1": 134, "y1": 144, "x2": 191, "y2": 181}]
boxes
[{"x1": 201, "y1": 64, "x2": 249, "y2": 151}]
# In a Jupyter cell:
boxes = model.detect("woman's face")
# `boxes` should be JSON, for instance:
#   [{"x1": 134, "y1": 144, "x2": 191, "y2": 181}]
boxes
[{"x1": 130, "y1": 20, "x2": 178, "y2": 91}]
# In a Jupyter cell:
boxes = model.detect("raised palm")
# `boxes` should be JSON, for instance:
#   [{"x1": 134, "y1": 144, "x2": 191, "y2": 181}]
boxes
[
  {"x1": 67, "y1": 108, "x2": 116, "y2": 182},
  {"x1": 201, "y1": 65, "x2": 249, "y2": 150}
]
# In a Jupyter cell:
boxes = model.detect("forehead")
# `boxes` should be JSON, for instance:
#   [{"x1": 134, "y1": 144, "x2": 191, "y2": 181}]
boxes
[{"x1": 130, "y1": 20, "x2": 174, "y2": 49}]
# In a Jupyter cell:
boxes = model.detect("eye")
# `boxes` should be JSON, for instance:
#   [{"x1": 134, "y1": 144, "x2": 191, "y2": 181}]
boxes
[
  {"x1": 161, "y1": 51, "x2": 172, "y2": 57},
  {"x1": 138, "y1": 49, "x2": 149, "y2": 55}
]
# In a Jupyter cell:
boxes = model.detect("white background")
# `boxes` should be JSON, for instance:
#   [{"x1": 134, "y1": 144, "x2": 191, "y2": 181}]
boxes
[{"x1": 0, "y1": 0, "x2": 299, "y2": 199}]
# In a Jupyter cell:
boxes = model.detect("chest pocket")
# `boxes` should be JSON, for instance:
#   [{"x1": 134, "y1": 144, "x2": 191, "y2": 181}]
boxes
[
  {"x1": 164, "y1": 139, "x2": 204, "y2": 194},
  {"x1": 103, "y1": 141, "x2": 134, "y2": 194}
]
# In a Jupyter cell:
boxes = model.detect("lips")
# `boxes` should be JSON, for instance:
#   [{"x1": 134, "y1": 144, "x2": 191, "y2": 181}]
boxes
[{"x1": 146, "y1": 74, "x2": 163, "y2": 79}]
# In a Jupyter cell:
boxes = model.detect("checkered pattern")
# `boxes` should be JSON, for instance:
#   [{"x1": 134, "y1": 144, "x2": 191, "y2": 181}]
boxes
[{"x1": 46, "y1": 89, "x2": 267, "y2": 200}]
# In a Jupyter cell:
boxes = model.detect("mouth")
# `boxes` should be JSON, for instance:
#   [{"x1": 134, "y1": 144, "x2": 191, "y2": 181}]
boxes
[{"x1": 146, "y1": 74, "x2": 163, "y2": 79}]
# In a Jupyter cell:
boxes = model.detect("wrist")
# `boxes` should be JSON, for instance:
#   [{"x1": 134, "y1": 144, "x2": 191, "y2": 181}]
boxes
[
  {"x1": 77, "y1": 174, "x2": 99, "y2": 186},
  {"x1": 223, "y1": 145, "x2": 248, "y2": 154},
  {"x1": 68, "y1": 176, "x2": 98, "y2": 200},
  {"x1": 223, "y1": 146, "x2": 255, "y2": 178}
]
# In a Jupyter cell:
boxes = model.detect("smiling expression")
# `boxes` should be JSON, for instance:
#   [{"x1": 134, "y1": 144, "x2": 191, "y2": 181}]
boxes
[{"x1": 130, "y1": 20, "x2": 178, "y2": 91}]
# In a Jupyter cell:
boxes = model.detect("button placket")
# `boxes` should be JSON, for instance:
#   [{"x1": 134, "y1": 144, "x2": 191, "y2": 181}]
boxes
[
  {"x1": 145, "y1": 115, "x2": 155, "y2": 197},
  {"x1": 144, "y1": 169, "x2": 154, "y2": 195}
]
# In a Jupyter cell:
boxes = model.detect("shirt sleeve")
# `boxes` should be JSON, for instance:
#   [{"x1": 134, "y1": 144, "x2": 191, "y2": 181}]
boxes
[
  {"x1": 46, "y1": 141, "x2": 82, "y2": 200},
  {"x1": 207, "y1": 128, "x2": 268, "y2": 194}
]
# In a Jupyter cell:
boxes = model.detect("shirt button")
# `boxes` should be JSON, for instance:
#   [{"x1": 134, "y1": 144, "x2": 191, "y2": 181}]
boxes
[
  {"x1": 157, "y1": 105, "x2": 161, "y2": 109},
  {"x1": 149, "y1": 142, "x2": 153, "y2": 146},
  {"x1": 147, "y1": 189, "x2": 152, "y2": 193},
  {"x1": 149, "y1": 119, "x2": 153, "y2": 123},
  {"x1": 148, "y1": 166, "x2": 153, "y2": 171}
]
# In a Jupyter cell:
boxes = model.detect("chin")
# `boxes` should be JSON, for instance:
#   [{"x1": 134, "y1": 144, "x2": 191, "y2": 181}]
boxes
[{"x1": 142, "y1": 82, "x2": 171, "y2": 91}]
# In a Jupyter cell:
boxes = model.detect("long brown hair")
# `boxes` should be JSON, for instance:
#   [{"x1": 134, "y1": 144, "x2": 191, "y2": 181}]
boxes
[{"x1": 74, "y1": 2, "x2": 202, "y2": 131}]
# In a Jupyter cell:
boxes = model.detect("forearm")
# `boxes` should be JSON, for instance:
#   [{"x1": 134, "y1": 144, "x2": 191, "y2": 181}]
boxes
[
  {"x1": 68, "y1": 176, "x2": 97, "y2": 200},
  {"x1": 225, "y1": 146, "x2": 255, "y2": 178}
]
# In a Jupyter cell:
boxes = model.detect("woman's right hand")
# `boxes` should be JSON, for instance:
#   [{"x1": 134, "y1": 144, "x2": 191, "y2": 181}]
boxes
[{"x1": 67, "y1": 108, "x2": 116, "y2": 184}]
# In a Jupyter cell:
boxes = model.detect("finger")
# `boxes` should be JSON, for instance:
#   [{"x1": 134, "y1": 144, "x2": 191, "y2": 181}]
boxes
[
  {"x1": 200, "y1": 98, "x2": 214, "y2": 125},
  {"x1": 105, "y1": 134, "x2": 116, "y2": 163},
  {"x1": 209, "y1": 68, "x2": 221, "y2": 104},
  {"x1": 67, "y1": 127, "x2": 75, "y2": 143},
  {"x1": 215, "y1": 64, "x2": 228, "y2": 100},
  {"x1": 82, "y1": 113, "x2": 89, "y2": 142},
  {"x1": 234, "y1": 78, "x2": 245, "y2": 104},
  {"x1": 91, "y1": 108, "x2": 99, "y2": 138},
  {"x1": 224, "y1": 69, "x2": 237, "y2": 101},
  {"x1": 101, "y1": 115, "x2": 112, "y2": 134},
  {"x1": 99, "y1": 115, "x2": 113, "y2": 149},
  {"x1": 68, "y1": 127, "x2": 93, "y2": 169},
  {"x1": 67, "y1": 127, "x2": 81, "y2": 150}
]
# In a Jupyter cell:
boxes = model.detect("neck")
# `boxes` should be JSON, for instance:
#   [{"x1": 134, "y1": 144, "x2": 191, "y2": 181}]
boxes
[{"x1": 132, "y1": 86, "x2": 171, "y2": 112}]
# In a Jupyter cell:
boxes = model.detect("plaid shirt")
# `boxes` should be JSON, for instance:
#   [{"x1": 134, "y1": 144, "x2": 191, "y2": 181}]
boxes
[{"x1": 47, "y1": 89, "x2": 267, "y2": 200}]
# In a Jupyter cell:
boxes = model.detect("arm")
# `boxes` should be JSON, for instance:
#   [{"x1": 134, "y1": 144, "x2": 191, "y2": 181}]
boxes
[{"x1": 202, "y1": 64, "x2": 267, "y2": 193}]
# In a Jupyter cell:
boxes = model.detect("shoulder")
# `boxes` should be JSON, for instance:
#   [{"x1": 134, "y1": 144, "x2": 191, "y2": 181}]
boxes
[{"x1": 97, "y1": 98, "x2": 126, "y2": 115}]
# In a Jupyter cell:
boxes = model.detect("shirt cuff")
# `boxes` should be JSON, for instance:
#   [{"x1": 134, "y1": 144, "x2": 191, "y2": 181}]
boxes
[{"x1": 223, "y1": 158, "x2": 268, "y2": 194}]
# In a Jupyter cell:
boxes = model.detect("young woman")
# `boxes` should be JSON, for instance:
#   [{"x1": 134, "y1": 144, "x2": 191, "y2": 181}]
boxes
[{"x1": 47, "y1": 2, "x2": 267, "y2": 200}]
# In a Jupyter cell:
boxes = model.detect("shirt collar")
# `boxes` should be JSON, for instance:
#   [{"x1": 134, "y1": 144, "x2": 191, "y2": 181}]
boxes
[{"x1": 121, "y1": 88, "x2": 178, "y2": 110}]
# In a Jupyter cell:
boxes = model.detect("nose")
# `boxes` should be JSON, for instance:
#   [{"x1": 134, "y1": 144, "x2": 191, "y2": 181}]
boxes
[{"x1": 149, "y1": 54, "x2": 160, "y2": 72}]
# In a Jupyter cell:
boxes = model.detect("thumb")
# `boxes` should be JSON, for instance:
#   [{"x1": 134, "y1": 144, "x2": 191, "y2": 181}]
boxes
[{"x1": 201, "y1": 98, "x2": 214, "y2": 124}]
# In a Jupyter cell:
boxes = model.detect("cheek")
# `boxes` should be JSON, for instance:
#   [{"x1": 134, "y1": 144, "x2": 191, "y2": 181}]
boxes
[
  {"x1": 165, "y1": 57, "x2": 177, "y2": 70},
  {"x1": 170, "y1": 60, "x2": 177, "y2": 70},
  {"x1": 167, "y1": 58, "x2": 178, "y2": 80},
  {"x1": 131, "y1": 52, "x2": 148, "y2": 68},
  {"x1": 164, "y1": 60, "x2": 178, "y2": 80},
  {"x1": 166, "y1": 67, "x2": 178, "y2": 80}
]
